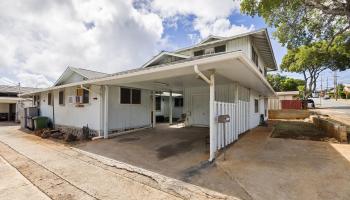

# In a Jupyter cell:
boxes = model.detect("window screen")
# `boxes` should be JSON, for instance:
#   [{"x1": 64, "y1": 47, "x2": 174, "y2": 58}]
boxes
[
  {"x1": 82, "y1": 89, "x2": 89, "y2": 104},
  {"x1": 59, "y1": 91, "x2": 64, "y2": 105},
  {"x1": 214, "y1": 45, "x2": 226, "y2": 53},
  {"x1": 254, "y1": 99, "x2": 259, "y2": 113},
  {"x1": 194, "y1": 50, "x2": 204, "y2": 56},
  {"x1": 48, "y1": 93, "x2": 52, "y2": 105},
  {"x1": 120, "y1": 88, "x2": 131, "y2": 104},
  {"x1": 131, "y1": 89, "x2": 141, "y2": 104},
  {"x1": 155, "y1": 96, "x2": 161, "y2": 110}
]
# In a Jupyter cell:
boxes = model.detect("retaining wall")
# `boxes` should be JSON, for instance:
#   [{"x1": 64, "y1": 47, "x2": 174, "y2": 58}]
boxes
[
  {"x1": 310, "y1": 116, "x2": 348, "y2": 143},
  {"x1": 269, "y1": 109, "x2": 310, "y2": 119}
]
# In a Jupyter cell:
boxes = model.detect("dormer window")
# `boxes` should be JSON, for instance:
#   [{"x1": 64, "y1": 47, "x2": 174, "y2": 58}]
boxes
[
  {"x1": 214, "y1": 45, "x2": 226, "y2": 53},
  {"x1": 194, "y1": 50, "x2": 204, "y2": 56}
]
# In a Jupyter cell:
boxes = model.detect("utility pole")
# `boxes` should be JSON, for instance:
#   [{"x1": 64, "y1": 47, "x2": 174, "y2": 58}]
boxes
[
  {"x1": 320, "y1": 76, "x2": 323, "y2": 106},
  {"x1": 334, "y1": 71, "x2": 338, "y2": 101}
]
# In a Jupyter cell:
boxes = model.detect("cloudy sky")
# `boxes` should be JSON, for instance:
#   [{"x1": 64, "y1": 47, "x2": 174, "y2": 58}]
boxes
[{"x1": 0, "y1": 0, "x2": 349, "y2": 88}]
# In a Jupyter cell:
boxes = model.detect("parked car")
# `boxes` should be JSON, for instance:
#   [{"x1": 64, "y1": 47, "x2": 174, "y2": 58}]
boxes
[{"x1": 306, "y1": 99, "x2": 315, "y2": 108}]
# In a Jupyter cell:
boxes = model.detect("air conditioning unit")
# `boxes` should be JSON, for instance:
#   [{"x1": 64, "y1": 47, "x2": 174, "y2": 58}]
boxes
[
  {"x1": 68, "y1": 96, "x2": 76, "y2": 104},
  {"x1": 75, "y1": 96, "x2": 83, "y2": 104}
]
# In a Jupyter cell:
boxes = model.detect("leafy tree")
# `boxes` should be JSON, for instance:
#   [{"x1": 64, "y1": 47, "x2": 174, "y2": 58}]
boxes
[
  {"x1": 280, "y1": 39, "x2": 350, "y2": 97},
  {"x1": 241, "y1": 0, "x2": 350, "y2": 48},
  {"x1": 267, "y1": 74, "x2": 305, "y2": 92}
]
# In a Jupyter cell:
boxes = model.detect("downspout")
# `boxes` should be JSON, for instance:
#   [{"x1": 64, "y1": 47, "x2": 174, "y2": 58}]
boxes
[{"x1": 194, "y1": 64, "x2": 216, "y2": 162}]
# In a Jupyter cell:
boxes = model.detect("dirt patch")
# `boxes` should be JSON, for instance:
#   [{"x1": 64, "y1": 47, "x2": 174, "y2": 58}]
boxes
[
  {"x1": 118, "y1": 137, "x2": 140, "y2": 142},
  {"x1": 271, "y1": 121, "x2": 339, "y2": 142},
  {"x1": 156, "y1": 141, "x2": 195, "y2": 160}
]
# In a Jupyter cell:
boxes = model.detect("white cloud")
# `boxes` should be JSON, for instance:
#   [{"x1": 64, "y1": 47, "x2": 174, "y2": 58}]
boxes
[
  {"x1": 148, "y1": 0, "x2": 252, "y2": 39},
  {"x1": 0, "y1": 0, "x2": 253, "y2": 88},
  {"x1": 194, "y1": 18, "x2": 255, "y2": 38},
  {"x1": 0, "y1": 0, "x2": 165, "y2": 87}
]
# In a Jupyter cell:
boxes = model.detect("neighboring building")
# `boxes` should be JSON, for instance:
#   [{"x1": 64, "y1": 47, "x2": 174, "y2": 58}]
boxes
[
  {"x1": 0, "y1": 85, "x2": 37, "y2": 122},
  {"x1": 268, "y1": 91, "x2": 300, "y2": 110},
  {"x1": 21, "y1": 28, "x2": 277, "y2": 161}
]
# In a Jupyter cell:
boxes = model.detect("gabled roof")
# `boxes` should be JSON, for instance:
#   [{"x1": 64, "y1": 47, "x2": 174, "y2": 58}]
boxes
[
  {"x1": 54, "y1": 66, "x2": 109, "y2": 86},
  {"x1": 199, "y1": 35, "x2": 225, "y2": 44},
  {"x1": 0, "y1": 85, "x2": 39, "y2": 94},
  {"x1": 142, "y1": 51, "x2": 190, "y2": 68},
  {"x1": 175, "y1": 28, "x2": 278, "y2": 71}
]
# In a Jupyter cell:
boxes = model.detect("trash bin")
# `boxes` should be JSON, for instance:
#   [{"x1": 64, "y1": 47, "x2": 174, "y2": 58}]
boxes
[{"x1": 33, "y1": 116, "x2": 48, "y2": 130}]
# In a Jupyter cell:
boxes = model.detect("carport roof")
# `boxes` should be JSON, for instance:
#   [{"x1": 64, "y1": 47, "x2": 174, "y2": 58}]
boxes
[{"x1": 20, "y1": 51, "x2": 276, "y2": 97}]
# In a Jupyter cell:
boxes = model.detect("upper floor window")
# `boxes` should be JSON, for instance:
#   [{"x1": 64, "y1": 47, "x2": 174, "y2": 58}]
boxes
[
  {"x1": 214, "y1": 45, "x2": 226, "y2": 53},
  {"x1": 194, "y1": 50, "x2": 204, "y2": 56},
  {"x1": 120, "y1": 87, "x2": 141, "y2": 104},
  {"x1": 252, "y1": 46, "x2": 259, "y2": 67}
]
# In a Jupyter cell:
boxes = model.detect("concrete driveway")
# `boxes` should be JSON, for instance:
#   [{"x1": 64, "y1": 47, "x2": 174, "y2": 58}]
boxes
[{"x1": 76, "y1": 123, "x2": 350, "y2": 200}]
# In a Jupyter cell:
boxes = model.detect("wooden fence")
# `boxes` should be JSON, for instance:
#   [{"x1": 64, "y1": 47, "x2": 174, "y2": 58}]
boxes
[{"x1": 214, "y1": 100, "x2": 249, "y2": 151}]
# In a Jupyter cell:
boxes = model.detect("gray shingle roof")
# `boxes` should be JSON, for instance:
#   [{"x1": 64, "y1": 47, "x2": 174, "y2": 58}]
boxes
[
  {"x1": 69, "y1": 67, "x2": 109, "y2": 79},
  {"x1": 0, "y1": 85, "x2": 39, "y2": 94}
]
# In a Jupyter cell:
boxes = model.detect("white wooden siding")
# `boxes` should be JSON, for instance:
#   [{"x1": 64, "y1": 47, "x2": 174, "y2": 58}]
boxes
[
  {"x1": 107, "y1": 86, "x2": 152, "y2": 132},
  {"x1": 155, "y1": 96, "x2": 182, "y2": 118},
  {"x1": 214, "y1": 100, "x2": 249, "y2": 151},
  {"x1": 183, "y1": 83, "x2": 250, "y2": 126},
  {"x1": 226, "y1": 37, "x2": 250, "y2": 55},
  {"x1": 39, "y1": 85, "x2": 102, "y2": 132}
]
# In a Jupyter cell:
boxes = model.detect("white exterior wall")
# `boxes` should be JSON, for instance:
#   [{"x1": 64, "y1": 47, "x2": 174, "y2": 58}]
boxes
[
  {"x1": 249, "y1": 89, "x2": 266, "y2": 129},
  {"x1": 61, "y1": 73, "x2": 85, "y2": 85},
  {"x1": 183, "y1": 83, "x2": 240, "y2": 126},
  {"x1": 39, "y1": 85, "x2": 102, "y2": 132},
  {"x1": 107, "y1": 86, "x2": 152, "y2": 131},
  {"x1": 226, "y1": 36, "x2": 250, "y2": 56},
  {"x1": 155, "y1": 96, "x2": 182, "y2": 118}
]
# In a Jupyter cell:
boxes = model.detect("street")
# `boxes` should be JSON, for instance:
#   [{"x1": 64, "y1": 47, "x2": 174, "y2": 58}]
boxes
[{"x1": 312, "y1": 98, "x2": 350, "y2": 126}]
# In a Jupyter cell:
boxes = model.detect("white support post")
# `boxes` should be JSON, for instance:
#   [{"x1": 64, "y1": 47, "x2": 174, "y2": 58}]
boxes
[
  {"x1": 169, "y1": 91, "x2": 173, "y2": 125},
  {"x1": 152, "y1": 91, "x2": 156, "y2": 128},
  {"x1": 209, "y1": 73, "x2": 216, "y2": 162},
  {"x1": 103, "y1": 85, "x2": 109, "y2": 139}
]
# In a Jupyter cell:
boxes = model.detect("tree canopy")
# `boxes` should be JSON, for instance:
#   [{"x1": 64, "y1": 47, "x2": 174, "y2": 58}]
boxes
[
  {"x1": 267, "y1": 74, "x2": 305, "y2": 92},
  {"x1": 280, "y1": 37, "x2": 350, "y2": 96},
  {"x1": 241, "y1": 0, "x2": 350, "y2": 48}
]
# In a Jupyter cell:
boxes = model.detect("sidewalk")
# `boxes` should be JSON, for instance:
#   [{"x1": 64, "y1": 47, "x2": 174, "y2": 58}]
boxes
[
  {"x1": 0, "y1": 125, "x2": 237, "y2": 200},
  {"x1": 0, "y1": 156, "x2": 50, "y2": 200}
]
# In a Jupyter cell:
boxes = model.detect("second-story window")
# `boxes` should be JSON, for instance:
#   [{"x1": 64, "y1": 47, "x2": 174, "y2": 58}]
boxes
[
  {"x1": 214, "y1": 45, "x2": 226, "y2": 53},
  {"x1": 252, "y1": 46, "x2": 259, "y2": 67},
  {"x1": 194, "y1": 50, "x2": 204, "y2": 56}
]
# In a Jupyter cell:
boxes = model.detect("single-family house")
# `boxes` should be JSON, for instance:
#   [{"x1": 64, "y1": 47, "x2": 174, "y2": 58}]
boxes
[
  {"x1": 20, "y1": 28, "x2": 277, "y2": 161},
  {"x1": 268, "y1": 91, "x2": 300, "y2": 110},
  {"x1": 0, "y1": 85, "x2": 37, "y2": 122}
]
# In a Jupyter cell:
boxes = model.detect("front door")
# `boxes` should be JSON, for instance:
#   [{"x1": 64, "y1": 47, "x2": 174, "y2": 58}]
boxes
[{"x1": 192, "y1": 94, "x2": 209, "y2": 126}]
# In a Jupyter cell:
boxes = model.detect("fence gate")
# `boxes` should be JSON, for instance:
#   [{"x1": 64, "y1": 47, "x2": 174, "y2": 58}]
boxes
[{"x1": 214, "y1": 100, "x2": 249, "y2": 151}]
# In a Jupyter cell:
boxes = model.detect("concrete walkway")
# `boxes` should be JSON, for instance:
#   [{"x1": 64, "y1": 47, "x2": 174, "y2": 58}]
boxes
[
  {"x1": 0, "y1": 156, "x2": 50, "y2": 200},
  {"x1": 0, "y1": 125, "x2": 237, "y2": 200}
]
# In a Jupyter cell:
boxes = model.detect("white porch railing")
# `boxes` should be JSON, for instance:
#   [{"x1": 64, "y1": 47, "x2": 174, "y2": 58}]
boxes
[{"x1": 214, "y1": 100, "x2": 249, "y2": 151}]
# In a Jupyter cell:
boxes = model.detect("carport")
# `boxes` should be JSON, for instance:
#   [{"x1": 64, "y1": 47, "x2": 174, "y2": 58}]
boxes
[{"x1": 88, "y1": 51, "x2": 275, "y2": 161}]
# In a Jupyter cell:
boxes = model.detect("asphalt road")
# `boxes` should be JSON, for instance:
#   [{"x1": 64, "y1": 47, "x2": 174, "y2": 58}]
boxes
[{"x1": 312, "y1": 98, "x2": 350, "y2": 126}]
